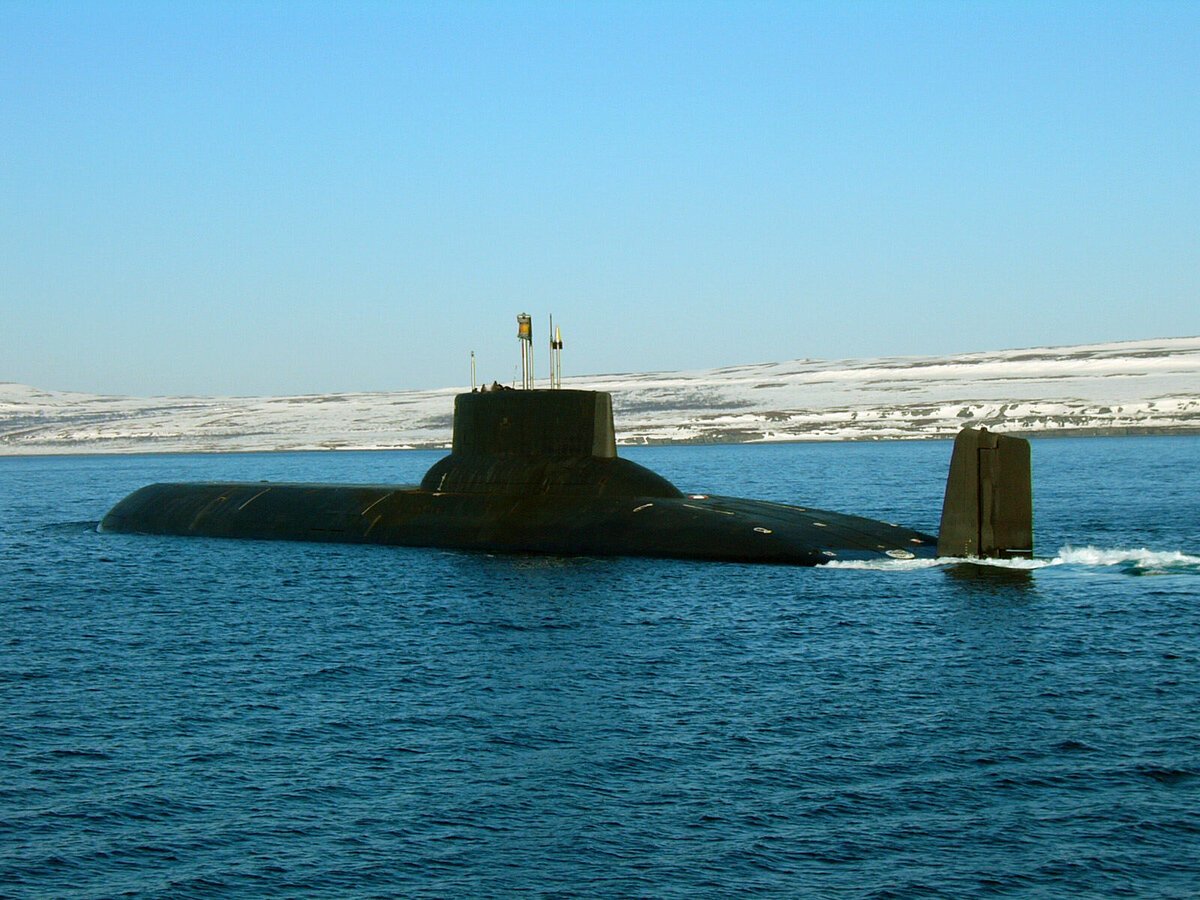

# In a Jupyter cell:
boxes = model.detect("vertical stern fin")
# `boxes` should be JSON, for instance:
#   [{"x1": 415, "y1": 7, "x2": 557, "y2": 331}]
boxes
[{"x1": 937, "y1": 427, "x2": 1033, "y2": 559}]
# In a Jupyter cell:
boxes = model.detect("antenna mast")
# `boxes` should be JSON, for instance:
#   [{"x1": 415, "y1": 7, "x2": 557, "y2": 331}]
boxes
[
  {"x1": 549, "y1": 316, "x2": 564, "y2": 389},
  {"x1": 516, "y1": 313, "x2": 533, "y2": 389}
]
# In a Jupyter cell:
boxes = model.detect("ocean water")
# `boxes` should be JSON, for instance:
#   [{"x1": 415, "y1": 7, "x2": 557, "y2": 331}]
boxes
[{"x1": 2, "y1": 436, "x2": 1198, "y2": 898}]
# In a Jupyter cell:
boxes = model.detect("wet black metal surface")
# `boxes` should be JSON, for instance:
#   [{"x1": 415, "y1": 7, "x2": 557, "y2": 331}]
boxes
[
  {"x1": 100, "y1": 482, "x2": 936, "y2": 565},
  {"x1": 100, "y1": 389, "x2": 944, "y2": 565}
]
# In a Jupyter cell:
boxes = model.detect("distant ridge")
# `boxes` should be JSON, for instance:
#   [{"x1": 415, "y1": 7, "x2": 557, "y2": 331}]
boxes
[{"x1": 2, "y1": 336, "x2": 1198, "y2": 455}]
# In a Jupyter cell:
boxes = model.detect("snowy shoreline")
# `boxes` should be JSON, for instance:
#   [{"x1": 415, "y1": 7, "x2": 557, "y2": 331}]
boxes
[{"x1": 3, "y1": 336, "x2": 1198, "y2": 456}]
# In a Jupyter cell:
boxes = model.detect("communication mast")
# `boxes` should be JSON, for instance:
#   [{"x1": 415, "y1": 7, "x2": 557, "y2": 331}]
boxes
[
  {"x1": 516, "y1": 313, "x2": 534, "y2": 389},
  {"x1": 549, "y1": 315, "x2": 564, "y2": 389}
]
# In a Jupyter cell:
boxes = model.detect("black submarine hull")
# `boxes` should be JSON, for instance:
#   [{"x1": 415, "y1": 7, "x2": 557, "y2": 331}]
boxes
[
  {"x1": 100, "y1": 388, "x2": 1030, "y2": 565},
  {"x1": 100, "y1": 481, "x2": 937, "y2": 566}
]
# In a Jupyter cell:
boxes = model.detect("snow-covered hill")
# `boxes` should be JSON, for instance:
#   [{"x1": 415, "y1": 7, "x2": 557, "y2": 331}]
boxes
[{"x1": 2, "y1": 337, "x2": 1197, "y2": 455}]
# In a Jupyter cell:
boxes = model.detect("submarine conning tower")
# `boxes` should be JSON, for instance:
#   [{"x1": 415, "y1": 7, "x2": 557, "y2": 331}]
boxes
[{"x1": 418, "y1": 389, "x2": 682, "y2": 499}]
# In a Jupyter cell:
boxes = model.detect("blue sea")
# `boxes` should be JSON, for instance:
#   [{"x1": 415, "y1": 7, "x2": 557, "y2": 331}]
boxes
[{"x1": 2, "y1": 436, "x2": 1198, "y2": 898}]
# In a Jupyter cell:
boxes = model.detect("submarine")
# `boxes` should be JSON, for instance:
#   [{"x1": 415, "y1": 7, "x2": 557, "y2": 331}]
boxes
[{"x1": 101, "y1": 318, "x2": 1033, "y2": 566}]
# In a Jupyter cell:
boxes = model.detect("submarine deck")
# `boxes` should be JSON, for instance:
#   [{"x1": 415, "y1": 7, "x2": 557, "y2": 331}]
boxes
[{"x1": 100, "y1": 481, "x2": 937, "y2": 566}]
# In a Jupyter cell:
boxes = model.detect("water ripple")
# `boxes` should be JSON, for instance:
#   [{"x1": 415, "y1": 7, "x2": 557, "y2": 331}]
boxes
[{"x1": 2, "y1": 439, "x2": 1198, "y2": 896}]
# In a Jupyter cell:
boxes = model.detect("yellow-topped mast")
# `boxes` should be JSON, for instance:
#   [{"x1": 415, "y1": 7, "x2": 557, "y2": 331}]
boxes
[{"x1": 516, "y1": 313, "x2": 533, "y2": 389}]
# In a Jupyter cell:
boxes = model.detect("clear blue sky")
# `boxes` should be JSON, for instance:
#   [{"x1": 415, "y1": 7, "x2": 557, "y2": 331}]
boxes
[{"x1": 3, "y1": 1, "x2": 1197, "y2": 396}]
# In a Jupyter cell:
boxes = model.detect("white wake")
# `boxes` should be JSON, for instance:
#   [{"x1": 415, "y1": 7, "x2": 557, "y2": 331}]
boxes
[{"x1": 822, "y1": 546, "x2": 1200, "y2": 574}]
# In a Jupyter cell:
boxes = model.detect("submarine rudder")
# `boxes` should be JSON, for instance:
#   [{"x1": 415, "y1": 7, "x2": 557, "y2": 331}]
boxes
[{"x1": 937, "y1": 426, "x2": 1033, "y2": 559}]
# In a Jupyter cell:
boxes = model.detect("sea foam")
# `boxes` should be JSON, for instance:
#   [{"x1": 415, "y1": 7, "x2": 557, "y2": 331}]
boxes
[{"x1": 822, "y1": 545, "x2": 1200, "y2": 574}]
